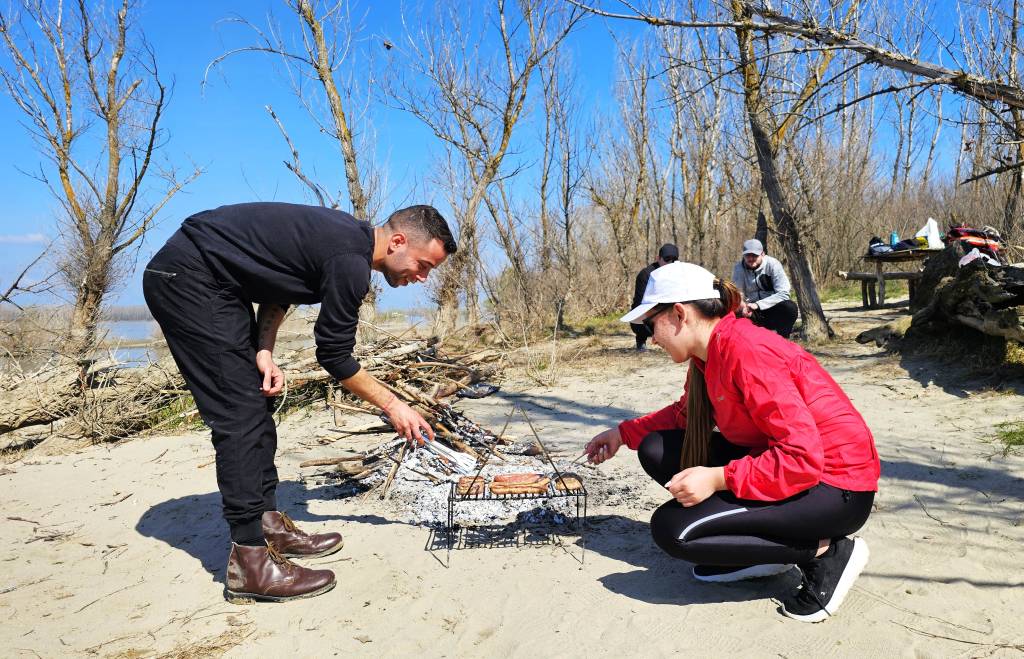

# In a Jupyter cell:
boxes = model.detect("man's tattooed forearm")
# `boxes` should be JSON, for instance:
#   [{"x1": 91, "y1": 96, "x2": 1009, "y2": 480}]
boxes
[{"x1": 257, "y1": 304, "x2": 286, "y2": 349}]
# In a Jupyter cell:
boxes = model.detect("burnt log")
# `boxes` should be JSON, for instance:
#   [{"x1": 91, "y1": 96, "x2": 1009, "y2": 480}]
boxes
[
  {"x1": 911, "y1": 243, "x2": 966, "y2": 313},
  {"x1": 908, "y1": 259, "x2": 1024, "y2": 341}
]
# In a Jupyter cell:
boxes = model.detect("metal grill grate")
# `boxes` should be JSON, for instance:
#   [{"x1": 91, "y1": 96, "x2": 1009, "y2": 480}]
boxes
[
  {"x1": 441, "y1": 404, "x2": 588, "y2": 564},
  {"x1": 445, "y1": 476, "x2": 587, "y2": 563}
]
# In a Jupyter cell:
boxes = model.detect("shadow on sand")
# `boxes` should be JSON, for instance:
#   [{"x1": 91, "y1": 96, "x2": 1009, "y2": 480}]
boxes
[
  {"x1": 134, "y1": 479, "x2": 414, "y2": 585},
  {"x1": 573, "y1": 514, "x2": 802, "y2": 607}
]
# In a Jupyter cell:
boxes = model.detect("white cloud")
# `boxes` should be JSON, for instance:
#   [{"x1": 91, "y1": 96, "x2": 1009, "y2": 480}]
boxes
[{"x1": 0, "y1": 233, "x2": 47, "y2": 244}]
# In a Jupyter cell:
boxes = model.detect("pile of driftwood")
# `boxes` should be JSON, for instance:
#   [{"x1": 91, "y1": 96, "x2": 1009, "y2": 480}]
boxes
[
  {"x1": 858, "y1": 243, "x2": 1024, "y2": 348},
  {"x1": 0, "y1": 335, "x2": 503, "y2": 447}
]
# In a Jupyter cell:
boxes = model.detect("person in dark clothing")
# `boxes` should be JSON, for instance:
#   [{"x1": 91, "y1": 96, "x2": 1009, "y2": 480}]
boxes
[
  {"x1": 731, "y1": 239, "x2": 799, "y2": 339},
  {"x1": 143, "y1": 202, "x2": 456, "y2": 602},
  {"x1": 631, "y1": 243, "x2": 679, "y2": 351}
]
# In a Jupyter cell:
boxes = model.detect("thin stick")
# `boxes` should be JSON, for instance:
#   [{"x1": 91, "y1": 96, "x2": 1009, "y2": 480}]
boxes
[
  {"x1": 913, "y1": 495, "x2": 952, "y2": 527},
  {"x1": 299, "y1": 455, "x2": 364, "y2": 468},
  {"x1": 518, "y1": 407, "x2": 568, "y2": 488},
  {"x1": 74, "y1": 579, "x2": 143, "y2": 614},
  {"x1": 380, "y1": 442, "x2": 408, "y2": 500},
  {"x1": 98, "y1": 493, "x2": 133, "y2": 507},
  {"x1": 463, "y1": 405, "x2": 518, "y2": 497},
  {"x1": 892, "y1": 621, "x2": 1022, "y2": 650},
  {"x1": 327, "y1": 401, "x2": 377, "y2": 415},
  {"x1": 0, "y1": 577, "x2": 48, "y2": 595},
  {"x1": 381, "y1": 452, "x2": 440, "y2": 483}
]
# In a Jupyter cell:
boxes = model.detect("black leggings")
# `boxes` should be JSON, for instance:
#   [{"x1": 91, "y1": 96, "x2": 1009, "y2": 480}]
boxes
[{"x1": 639, "y1": 430, "x2": 874, "y2": 566}]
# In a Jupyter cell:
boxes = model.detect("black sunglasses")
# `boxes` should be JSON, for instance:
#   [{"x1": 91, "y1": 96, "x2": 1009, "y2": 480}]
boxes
[{"x1": 642, "y1": 304, "x2": 672, "y2": 333}]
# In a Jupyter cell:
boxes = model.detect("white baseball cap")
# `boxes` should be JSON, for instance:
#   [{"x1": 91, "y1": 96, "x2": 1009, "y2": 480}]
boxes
[{"x1": 621, "y1": 261, "x2": 720, "y2": 324}]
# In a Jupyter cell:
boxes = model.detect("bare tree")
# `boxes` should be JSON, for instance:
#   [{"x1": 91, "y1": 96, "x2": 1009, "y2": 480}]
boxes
[
  {"x1": 385, "y1": 0, "x2": 582, "y2": 335},
  {"x1": 658, "y1": 11, "x2": 737, "y2": 268},
  {"x1": 587, "y1": 38, "x2": 659, "y2": 294},
  {"x1": 206, "y1": 0, "x2": 389, "y2": 339},
  {"x1": 0, "y1": 248, "x2": 54, "y2": 309},
  {"x1": 539, "y1": 46, "x2": 589, "y2": 329},
  {"x1": 572, "y1": 0, "x2": 1024, "y2": 339},
  {"x1": 206, "y1": 0, "x2": 379, "y2": 220},
  {"x1": 0, "y1": 0, "x2": 199, "y2": 355}
]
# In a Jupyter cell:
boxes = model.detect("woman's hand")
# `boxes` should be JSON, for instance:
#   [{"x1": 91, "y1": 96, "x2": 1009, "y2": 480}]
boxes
[
  {"x1": 666, "y1": 466, "x2": 726, "y2": 507},
  {"x1": 255, "y1": 349, "x2": 284, "y2": 397},
  {"x1": 584, "y1": 428, "x2": 623, "y2": 465}
]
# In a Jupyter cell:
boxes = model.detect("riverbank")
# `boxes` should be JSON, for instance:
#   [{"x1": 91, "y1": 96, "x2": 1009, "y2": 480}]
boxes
[{"x1": 1, "y1": 301, "x2": 1022, "y2": 657}]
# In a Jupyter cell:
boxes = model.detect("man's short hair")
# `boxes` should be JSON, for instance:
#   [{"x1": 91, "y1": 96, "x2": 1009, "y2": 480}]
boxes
[
  {"x1": 658, "y1": 243, "x2": 679, "y2": 262},
  {"x1": 385, "y1": 205, "x2": 458, "y2": 254}
]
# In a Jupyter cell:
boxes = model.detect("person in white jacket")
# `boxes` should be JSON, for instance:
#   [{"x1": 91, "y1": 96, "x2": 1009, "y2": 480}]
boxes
[{"x1": 731, "y1": 239, "x2": 799, "y2": 338}]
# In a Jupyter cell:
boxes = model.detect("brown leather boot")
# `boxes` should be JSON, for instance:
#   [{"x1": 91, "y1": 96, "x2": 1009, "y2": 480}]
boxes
[
  {"x1": 225, "y1": 542, "x2": 336, "y2": 603},
  {"x1": 262, "y1": 511, "x2": 343, "y2": 559}
]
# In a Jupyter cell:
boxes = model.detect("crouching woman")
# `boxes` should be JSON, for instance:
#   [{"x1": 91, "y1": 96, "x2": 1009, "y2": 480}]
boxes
[{"x1": 585, "y1": 262, "x2": 880, "y2": 622}]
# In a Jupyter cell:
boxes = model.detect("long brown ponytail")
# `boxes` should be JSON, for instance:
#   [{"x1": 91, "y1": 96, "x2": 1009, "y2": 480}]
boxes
[
  {"x1": 681, "y1": 362, "x2": 711, "y2": 470},
  {"x1": 679, "y1": 277, "x2": 737, "y2": 470}
]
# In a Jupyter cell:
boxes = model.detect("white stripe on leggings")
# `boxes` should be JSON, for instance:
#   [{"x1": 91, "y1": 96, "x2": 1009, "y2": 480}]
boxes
[{"x1": 678, "y1": 507, "x2": 748, "y2": 541}]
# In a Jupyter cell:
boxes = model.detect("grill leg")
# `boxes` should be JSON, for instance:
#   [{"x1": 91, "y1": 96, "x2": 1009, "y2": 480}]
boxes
[
  {"x1": 581, "y1": 493, "x2": 587, "y2": 566},
  {"x1": 447, "y1": 493, "x2": 454, "y2": 559}
]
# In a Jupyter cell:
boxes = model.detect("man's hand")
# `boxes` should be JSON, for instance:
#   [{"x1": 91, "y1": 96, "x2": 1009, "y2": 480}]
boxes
[
  {"x1": 383, "y1": 396, "x2": 434, "y2": 444},
  {"x1": 584, "y1": 428, "x2": 623, "y2": 465},
  {"x1": 665, "y1": 466, "x2": 726, "y2": 507},
  {"x1": 255, "y1": 349, "x2": 285, "y2": 397},
  {"x1": 739, "y1": 301, "x2": 755, "y2": 318}
]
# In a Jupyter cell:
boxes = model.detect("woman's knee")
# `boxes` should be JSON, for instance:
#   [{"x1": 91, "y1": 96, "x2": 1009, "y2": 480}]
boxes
[
  {"x1": 638, "y1": 430, "x2": 684, "y2": 483},
  {"x1": 650, "y1": 501, "x2": 692, "y2": 560},
  {"x1": 637, "y1": 432, "x2": 665, "y2": 474}
]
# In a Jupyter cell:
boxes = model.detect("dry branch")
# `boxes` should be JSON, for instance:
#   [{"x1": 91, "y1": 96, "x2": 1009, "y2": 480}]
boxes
[{"x1": 0, "y1": 335, "x2": 503, "y2": 444}]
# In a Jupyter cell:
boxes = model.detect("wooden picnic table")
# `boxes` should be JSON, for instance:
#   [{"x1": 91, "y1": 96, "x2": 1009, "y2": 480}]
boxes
[{"x1": 859, "y1": 249, "x2": 941, "y2": 307}]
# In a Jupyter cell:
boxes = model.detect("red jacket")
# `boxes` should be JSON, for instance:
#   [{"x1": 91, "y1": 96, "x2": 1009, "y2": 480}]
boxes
[{"x1": 618, "y1": 314, "x2": 880, "y2": 501}]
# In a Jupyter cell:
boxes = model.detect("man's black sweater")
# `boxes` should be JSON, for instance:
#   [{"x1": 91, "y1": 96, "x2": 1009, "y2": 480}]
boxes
[{"x1": 179, "y1": 202, "x2": 374, "y2": 381}]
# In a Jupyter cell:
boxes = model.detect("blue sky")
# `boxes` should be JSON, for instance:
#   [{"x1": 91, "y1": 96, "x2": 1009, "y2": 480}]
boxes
[
  {"x1": 0, "y1": 1, "x2": 966, "y2": 310},
  {"x1": 0, "y1": 1, "x2": 640, "y2": 310}
]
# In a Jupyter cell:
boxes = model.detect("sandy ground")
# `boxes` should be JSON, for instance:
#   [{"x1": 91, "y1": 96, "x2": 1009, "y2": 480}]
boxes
[{"x1": 2, "y1": 301, "x2": 1023, "y2": 658}]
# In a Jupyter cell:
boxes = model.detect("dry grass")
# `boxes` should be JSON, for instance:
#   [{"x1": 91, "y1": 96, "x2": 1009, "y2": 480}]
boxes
[
  {"x1": 153, "y1": 625, "x2": 257, "y2": 659},
  {"x1": 101, "y1": 624, "x2": 257, "y2": 659}
]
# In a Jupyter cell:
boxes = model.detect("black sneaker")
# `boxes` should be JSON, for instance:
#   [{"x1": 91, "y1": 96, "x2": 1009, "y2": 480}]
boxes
[
  {"x1": 692, "y1": 563, "x2": 794, "y2": 583},
  {"x1": 781, "y1": 537, "x2": 870, "y2": 623}
]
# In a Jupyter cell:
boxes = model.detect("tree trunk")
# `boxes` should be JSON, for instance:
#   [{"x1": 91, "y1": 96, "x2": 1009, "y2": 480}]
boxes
[
  {"x1": 69, "y1": 261, "x2": 111, "y2": 356},
  {"x1": 731, "y1": 0, "x2": 831, "y2": 341},
  {"x1": 755, "y1": 208, "x2": 769, "y2": 251},
  {"x1": 433, "y1": 216, "x2": 477, "y2": 336},
  {"x1": 747, "y1": 119, "x2": 832, "y2": 341}
]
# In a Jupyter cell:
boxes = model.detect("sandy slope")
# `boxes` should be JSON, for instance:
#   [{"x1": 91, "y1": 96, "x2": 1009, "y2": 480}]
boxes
[{"x1": 2, "y1": 302, "x2": 1023, "y2": 658}]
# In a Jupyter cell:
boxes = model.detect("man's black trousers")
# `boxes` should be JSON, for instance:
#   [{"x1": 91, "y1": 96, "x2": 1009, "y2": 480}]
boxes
[
  {"x1": 142, "y1": 232, "x2": 277, "y2": 544},
  {"x1": 753, "y1": 299, "x2": 799, "y2": 338},
  {"x1": 631, "y1": 322, "x2": 652, "y2": 349}
]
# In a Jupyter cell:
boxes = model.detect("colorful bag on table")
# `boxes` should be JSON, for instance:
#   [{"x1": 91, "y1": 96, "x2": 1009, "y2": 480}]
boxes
[{"x1": 945, "y1": 224, "x2": 1005, "y2": 263}]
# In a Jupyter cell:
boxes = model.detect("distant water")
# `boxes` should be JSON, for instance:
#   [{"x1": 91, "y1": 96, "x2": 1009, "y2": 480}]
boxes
[
  {"x1": 100, "y1": 320, "x2": 158, "y2": 342},
  {"x1": 96, "y1": 320, "x2": 162, "y2": 366},
  {"x1": 92, "y1": 311, "x2": 428, "y2": 367}
]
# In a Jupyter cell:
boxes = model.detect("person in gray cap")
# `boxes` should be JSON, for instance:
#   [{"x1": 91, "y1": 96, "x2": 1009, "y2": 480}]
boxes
[
  {"x1": 631, "y1": 244, "x2": 679, "y2": 351},
  {"x1": 731, "y1": 239, "x2": 799, "y2": 338}
]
